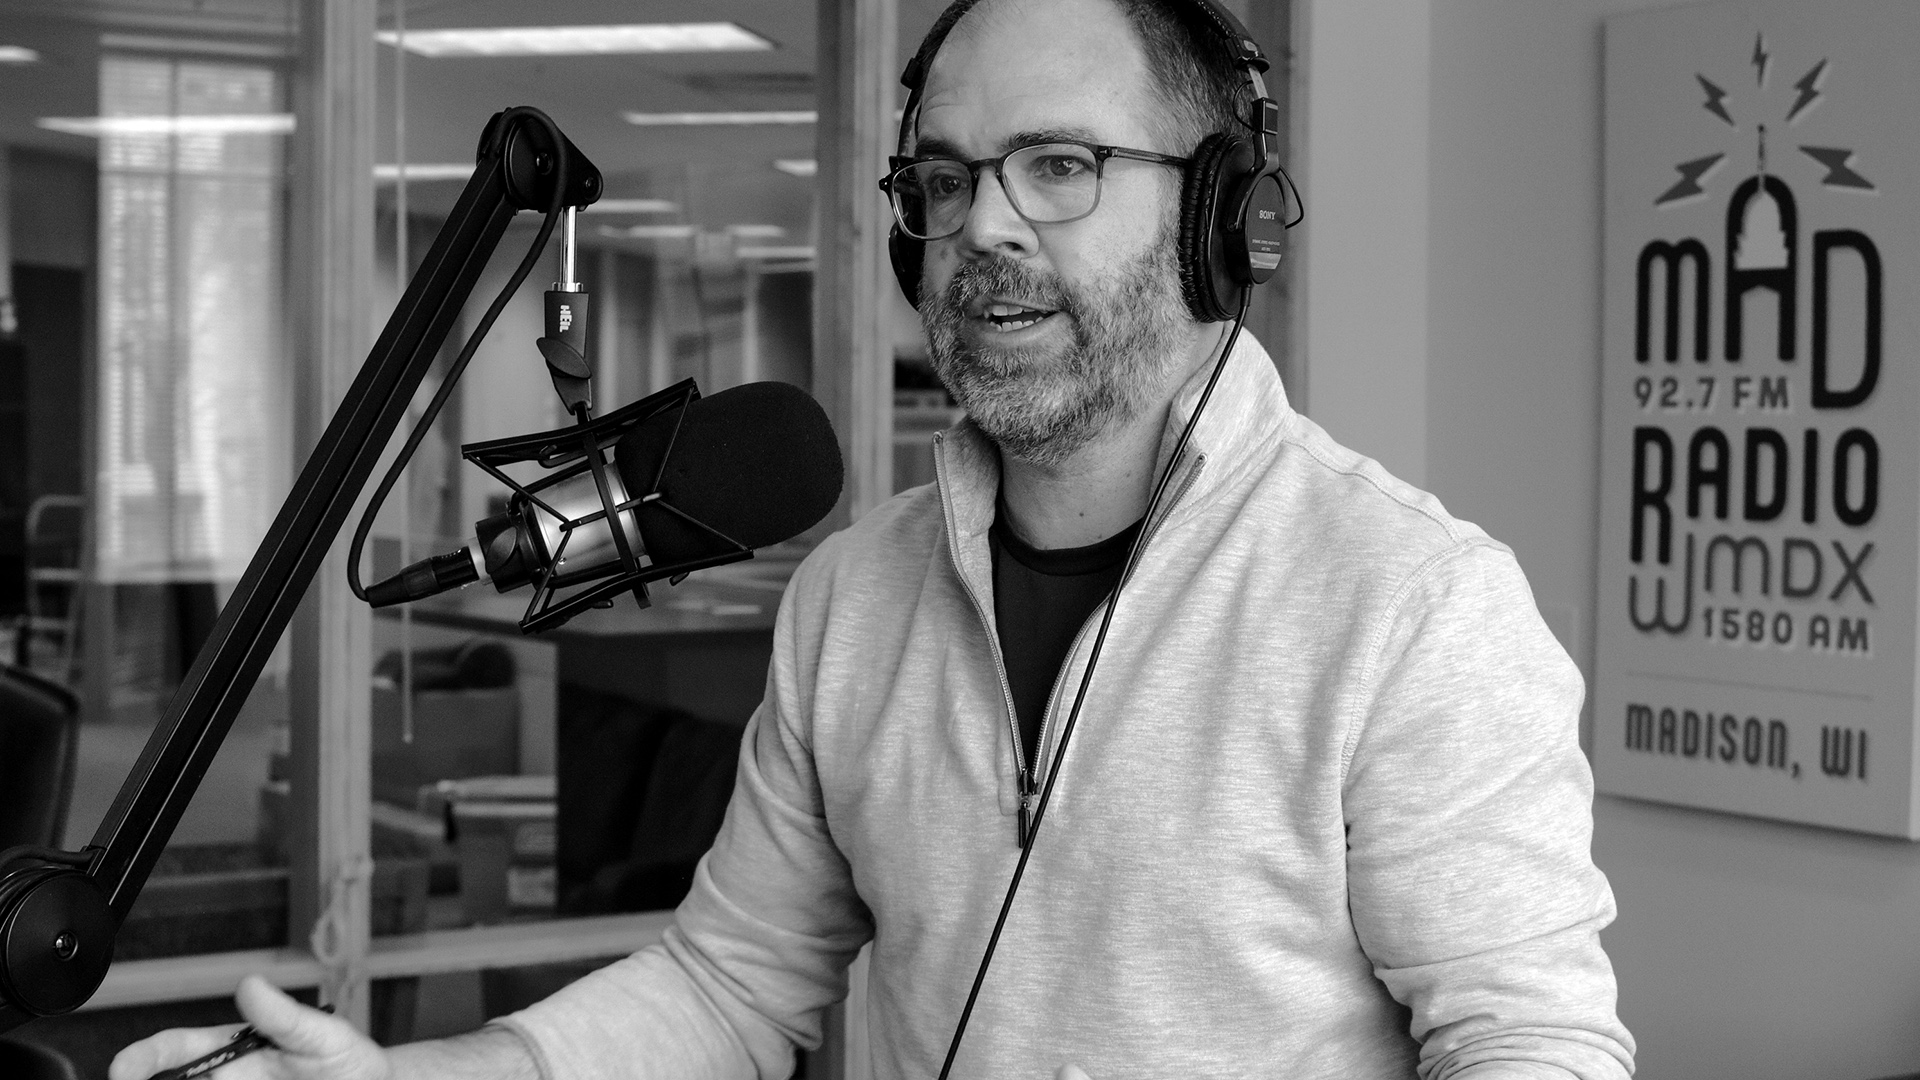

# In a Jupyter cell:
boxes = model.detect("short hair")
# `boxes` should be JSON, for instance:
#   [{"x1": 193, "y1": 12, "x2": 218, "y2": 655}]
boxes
[
  {"x1": 1112, "y1": 0, "x2": 1255, "y2": 152},
  {"x1": 911, "y1": 0, "x2": 1256, "y2": 154}
]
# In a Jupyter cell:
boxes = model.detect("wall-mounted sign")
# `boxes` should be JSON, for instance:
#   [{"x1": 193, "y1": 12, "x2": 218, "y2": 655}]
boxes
[{"x1": 1595, "y1": 0, "x2": 1920, "y2": 837}]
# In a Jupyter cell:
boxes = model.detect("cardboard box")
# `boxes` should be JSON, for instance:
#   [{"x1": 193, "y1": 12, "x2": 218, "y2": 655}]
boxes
[{"x1": 444, "y1": 777, "x2": 557, "y2": 923}]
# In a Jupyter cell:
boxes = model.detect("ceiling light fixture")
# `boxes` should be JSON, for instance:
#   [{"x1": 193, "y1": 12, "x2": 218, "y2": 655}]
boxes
[
  {"x1": 100, "y1": 33, "x2": 289, "y2": 59},
  {"x1": 598, "y1": 224, "x2": 699, "y2": 241},
  {"x1": 623, "y1": 110, "x2": 816, "y2": 126},
  {"x1": 725, "y1": 224, "x2": 787, "y2": 239},
  {"x1": 38, "y1": 114, "x2": 295, "y2": 137},
  {"x1": 374, "y1": 162, "x2": 474, "y2": 181},
  {"x1": 774, "y1": 159, "x2": 818, "y2": 177},
  {"x1": 0, "y1": 46, "x2": 41, "y2": 64},
  {"x1": 378, "y1": 23, "x2": 772, "y2": 58},
  {"x1": 736, "y1": 245, "x2": 817, "y2": 261},
  {"x1": 585, "y1": 199, "x2": 680, "y2": 214}
]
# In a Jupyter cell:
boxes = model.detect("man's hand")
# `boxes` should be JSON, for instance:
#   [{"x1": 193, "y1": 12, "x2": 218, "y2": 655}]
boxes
[
  {"x1": 109, "y1": 976, "x2": 389, "y2": 1080},
  {"x1": 1054, "y1": 1066, "x2": 1093, "y2": 1080}
]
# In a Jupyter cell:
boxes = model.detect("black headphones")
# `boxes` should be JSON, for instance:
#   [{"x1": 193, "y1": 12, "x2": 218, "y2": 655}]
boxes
[{"x1": 886, "y1": 0, "x2": 1300, "y2": 323}]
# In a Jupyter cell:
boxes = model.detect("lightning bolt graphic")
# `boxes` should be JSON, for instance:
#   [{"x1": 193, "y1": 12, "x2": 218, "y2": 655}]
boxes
[
  {"x1": 1696, "y1": 74, "x2": 1734, "y2": 126},
  {"x1": 1751, "y1": 32, "x2": 1770, "y2": 87},
  {"x1": 1799, "y1": 146, "x2": 1875, "y2": 191},
  {"x1": 1787, "y1": 59, "x2": 1827, "y2": 122},
  {"x1": 1656, "y1": 153, "x2": 1725, "y2": 206}
]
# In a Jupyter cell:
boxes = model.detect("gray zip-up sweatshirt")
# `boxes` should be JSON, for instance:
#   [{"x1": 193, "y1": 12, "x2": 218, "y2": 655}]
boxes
[{"x1": 504, "y1": 333, "x2": 1635, "y2": 1079}]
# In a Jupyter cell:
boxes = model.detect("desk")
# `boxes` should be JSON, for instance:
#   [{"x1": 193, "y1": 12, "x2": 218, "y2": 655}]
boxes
[
  {"x1": 396, "y1": 552, "x2": 795, "y2": 728},
  {"x1": 385, "y1": 556, "x2": 793, "y2": 937}
]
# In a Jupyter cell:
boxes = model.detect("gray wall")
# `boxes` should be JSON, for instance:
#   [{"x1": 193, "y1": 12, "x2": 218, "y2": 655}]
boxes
[{"x1": 1300, "y1": 1, "x2": 1920, "y2": 1077}]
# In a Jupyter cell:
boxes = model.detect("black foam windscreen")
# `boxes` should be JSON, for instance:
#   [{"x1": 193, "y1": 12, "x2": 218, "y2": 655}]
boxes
[{"x1": 614, "y1": 381, "x2": 844, "y2": 565}]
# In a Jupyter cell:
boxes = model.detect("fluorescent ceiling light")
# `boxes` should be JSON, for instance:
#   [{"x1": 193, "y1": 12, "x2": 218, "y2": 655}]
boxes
[
  {"x1": 0, "y1": 46, "x2": 41, "y2": 63},
  {"x1": 38, "y1": 114, "x2": 295, "y2": 136},
  {"x1": 623, "y1": 110, "x2": 815, "y2": 127},
  {"x1": 598, "y1": 224, "x2": 698, "y2": 240},
  {"x1": 100, "y1": 33, "x2": 289, "y2": 59},
  {"x1": 586, "y1": 198, "x2": 680, "y2": 214},
  {"x1": 725, "y1": 224, "x2": 786, "y2": 239},
  {"x1": 774, "y1": 159, "x2": 818, "y2": 177},
  {"x1": 736, "y1": 245, "x2": 816, "y2": 261},
  {"x1": 378, "y1": 23, "x2": 772, "y2": 58},
  {"x1": 374, "y1": 162, "x2": 474, "y2": 181}
]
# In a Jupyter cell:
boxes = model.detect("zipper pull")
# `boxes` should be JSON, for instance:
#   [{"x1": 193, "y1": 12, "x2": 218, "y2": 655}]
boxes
[{"x1": 1017, "y1": 773, "x2": 1038, "y2": 848}]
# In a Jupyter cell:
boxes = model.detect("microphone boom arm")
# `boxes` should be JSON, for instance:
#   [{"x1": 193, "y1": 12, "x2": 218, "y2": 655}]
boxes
[{"x1": 0, "y1": 107, "x2": 600, "y2": 1032}]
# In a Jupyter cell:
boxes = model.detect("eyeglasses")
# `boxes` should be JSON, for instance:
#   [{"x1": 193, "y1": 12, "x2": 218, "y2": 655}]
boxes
[{"x1": 878, "y1": 140, "x2": 1190, "y2": 241}]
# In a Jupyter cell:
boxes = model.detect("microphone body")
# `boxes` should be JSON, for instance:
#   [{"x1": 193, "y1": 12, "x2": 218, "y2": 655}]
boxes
[
  {"x1": 367, "y1": 381, "x2": 842, "y2": 609},
  {"x1": 472, "y1": 463, "x2": 640, "y2": 593}
]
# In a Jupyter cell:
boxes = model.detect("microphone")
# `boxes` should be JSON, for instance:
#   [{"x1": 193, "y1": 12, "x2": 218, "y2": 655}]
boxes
[{"x1": 365, "y1": 380, "x2": 843, "y2": 608}]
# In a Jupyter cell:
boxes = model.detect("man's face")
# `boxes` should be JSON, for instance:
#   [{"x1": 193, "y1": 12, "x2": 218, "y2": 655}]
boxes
[{"x1": 914, "y1": 0, "x2": 1197, "y2": 466}]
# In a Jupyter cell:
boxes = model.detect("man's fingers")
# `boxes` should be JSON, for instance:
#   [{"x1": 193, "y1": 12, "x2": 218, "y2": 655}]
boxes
[
  {"x1": 1055, "y1": 1066, "x2": 1095, "y2": 1080},
  {"x1": 233, "y1": 975, "x2": 352, "y2": 1058},
  {"x1": 107, "y1": 1023, "x2": 247, "y2": 1080},
  {"x1": 107, "y1": 977, "x2": 383, "y2": 1080}
]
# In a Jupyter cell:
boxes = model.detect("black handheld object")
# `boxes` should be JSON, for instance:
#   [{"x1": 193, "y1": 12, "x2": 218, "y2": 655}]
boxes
[
  {"x1": 0, "y1": 106, "x2": 597, "y2": 1034},
  {"x1": 141, "y1": 1004, "x2": 334, "y2": 1080},
  {"x1": 366, "y1": 380, "x2": 844, "y2": 623},
  {"x1": 144, "y1": 1026, "x2": 279, "y2": 1080},
  {"x1": 883, "y1": 0, "x2": 1300, "y2": 320}
]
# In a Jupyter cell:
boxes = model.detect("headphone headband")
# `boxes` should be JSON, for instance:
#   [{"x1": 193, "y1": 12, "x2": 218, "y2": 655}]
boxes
[
  {"x1": 888, "y1": 0, "x2": 1298, "y2": 321},
  {"x1": 1172, "y1": 0, "x2": 1269, "y2": 74}
]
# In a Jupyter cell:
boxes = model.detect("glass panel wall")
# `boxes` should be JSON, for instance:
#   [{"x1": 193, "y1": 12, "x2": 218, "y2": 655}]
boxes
[
  {"x1": 358, "y1": 0, "x2": 826, "y2": 991},
  {"x1": 2, "y1": 0, "x2": 958, "y2": 1068},
  {"x1": 0, "y1": 4, "x2": 307, "y2": 1064},
  {"x1": 93, "y1": 51, "x2": 291, "y2": 718}
]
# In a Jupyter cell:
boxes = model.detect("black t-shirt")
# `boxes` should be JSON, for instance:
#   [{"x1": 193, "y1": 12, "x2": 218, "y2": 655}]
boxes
[{"x1": 988, "y1": 505, "x2": 1143, "y2": 775}]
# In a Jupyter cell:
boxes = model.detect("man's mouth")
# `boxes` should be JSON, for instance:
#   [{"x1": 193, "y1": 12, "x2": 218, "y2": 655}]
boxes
[{"x1": 979, "y1": 301, "x2": 1060, "y2": 333}]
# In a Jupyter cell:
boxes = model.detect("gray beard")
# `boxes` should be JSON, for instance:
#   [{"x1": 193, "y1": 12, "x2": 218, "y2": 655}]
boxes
[{"x1": 921, "y1": 233, "x2": 1192, "y2": 467}]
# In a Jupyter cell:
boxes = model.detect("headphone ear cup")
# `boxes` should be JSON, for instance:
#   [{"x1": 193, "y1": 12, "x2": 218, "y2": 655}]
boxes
[
  {"x1": 1179, "y1": 133, "x2": 1254, "y2": 323},
  {"x1": 1178, "y1": 134, "x2": 1228, "y2": 322},
  {"x1": 888, "y1": 228, "x2": 925, "y2": 310},
  {"x1": 1231, "y1": 172, "x2": 1291, "y2": 287}
]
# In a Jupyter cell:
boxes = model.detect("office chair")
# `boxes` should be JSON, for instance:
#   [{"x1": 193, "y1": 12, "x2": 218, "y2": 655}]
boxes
[
  {"x1": 0, "y1": 1036, "x2": 82, "y2": 1080},
  {"x1": 22, "y1": 495, "x2": 85, "y2": 681},
  {"x1": 0, "y1": 667, "x2": 83, "y2": 1080}
]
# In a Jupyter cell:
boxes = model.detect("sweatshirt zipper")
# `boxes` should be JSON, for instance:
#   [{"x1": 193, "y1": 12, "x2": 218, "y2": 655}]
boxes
[
  {"x1": 1025, "y1": 452, "x2": 1206, "y2": 841},
  {"x1": 935, "y1": 432, "x2": 1209, "y2": 848},
  {"x1": 932, "y1": 435, "x2": 1032, "y2": 846}
]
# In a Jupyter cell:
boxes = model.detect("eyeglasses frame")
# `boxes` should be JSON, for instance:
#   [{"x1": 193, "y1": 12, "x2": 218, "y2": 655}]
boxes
[{"x1": 877, "y1": 139, "x2": 1192, "y2": 241}]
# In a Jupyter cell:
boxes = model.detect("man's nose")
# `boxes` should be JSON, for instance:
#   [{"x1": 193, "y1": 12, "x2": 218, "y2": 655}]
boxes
[{"x1": 957, "y1": 167, "x2": 1037, "y2": 258}]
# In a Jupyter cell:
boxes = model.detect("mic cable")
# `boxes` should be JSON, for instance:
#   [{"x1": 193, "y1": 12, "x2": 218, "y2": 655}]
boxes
[
  {"x1": 935, "y1": 286, "x2": 1253, "y2": 1080},
  {"x1": 346, "y1": 109, "x2": 573, "y2": 605}
]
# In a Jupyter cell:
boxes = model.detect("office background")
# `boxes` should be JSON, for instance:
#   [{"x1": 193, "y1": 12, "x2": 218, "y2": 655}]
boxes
[{"x1": 0, "y1": 1, "x2": 1913, "y2": 1078}]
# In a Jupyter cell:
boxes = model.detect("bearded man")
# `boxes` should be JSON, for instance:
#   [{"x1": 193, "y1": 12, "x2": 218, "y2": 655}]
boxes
[{"x1": 114, "y1": 1, "x2": 1634, "y2": 1077}]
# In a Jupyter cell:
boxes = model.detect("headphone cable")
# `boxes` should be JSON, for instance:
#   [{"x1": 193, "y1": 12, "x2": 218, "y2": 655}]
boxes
[{"x1": 935, "y1": 286, "x2": 1253, "y2": 1079}]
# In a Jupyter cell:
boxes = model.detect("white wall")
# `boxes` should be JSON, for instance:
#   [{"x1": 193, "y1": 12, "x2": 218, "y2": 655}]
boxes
[
  {"x1": 1302, "y1": 1, "x2": 1920, "y2": 1077},
  {"x1": 1296, "y1": 0, "x2": 1432, "y2": 487}
]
